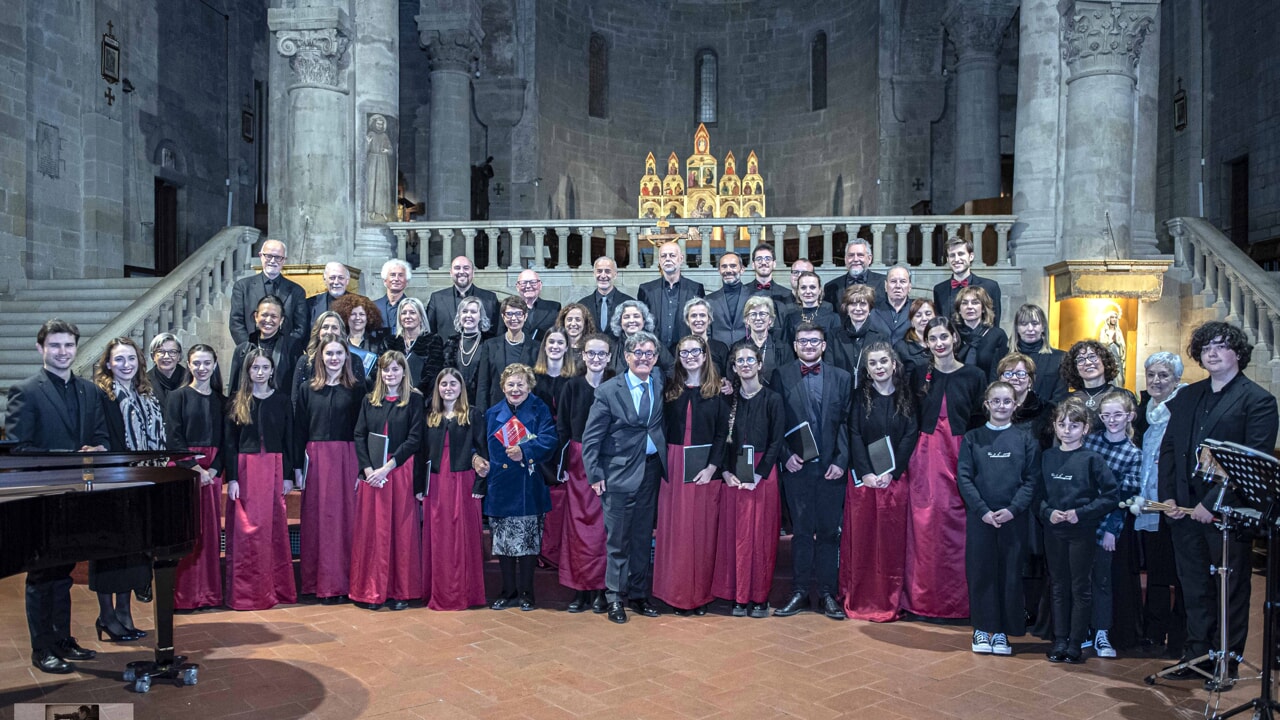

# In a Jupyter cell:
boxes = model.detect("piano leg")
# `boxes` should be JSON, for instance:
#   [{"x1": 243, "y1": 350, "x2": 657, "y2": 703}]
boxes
[{"x1": 124, "y1": 559, "x2": 198, "y2": 692}]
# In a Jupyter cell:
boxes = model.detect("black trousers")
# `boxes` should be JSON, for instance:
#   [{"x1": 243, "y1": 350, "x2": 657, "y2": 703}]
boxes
[
  {"x1": 1044, "y1": 526, "x2": 1096, "y2": 643},
  {"x1": 600, "y1": 454, "x2": 662, "y2": 604},
  {"x1": 1137, "y1": 518, "x2": 1186, "y2": 652},
  {"x1": 1169, "y1": 516, "x2": 1252, "y2": 657},
  {"x1": 781, "y1": 465, "x2": 845, "y2": 597},
  {"x1": 966, "y1": 514, "x2": 1029, "y2": 635},
  {"x1": 26, "y1": 563, "x2": 75, "y2": 651}
]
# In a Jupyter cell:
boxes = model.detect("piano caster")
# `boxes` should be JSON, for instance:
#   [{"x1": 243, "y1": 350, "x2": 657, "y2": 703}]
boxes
[{"x1": 125, "y1": 657, "x2": 199, "y2": 692}]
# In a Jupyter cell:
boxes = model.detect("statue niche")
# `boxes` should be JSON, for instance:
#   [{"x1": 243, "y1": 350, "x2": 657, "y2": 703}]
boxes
[{"x1": 363, "y1": 113, "x2": 397, "y2": 225}]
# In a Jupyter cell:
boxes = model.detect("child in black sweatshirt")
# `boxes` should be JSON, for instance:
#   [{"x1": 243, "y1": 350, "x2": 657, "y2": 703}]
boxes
[{"x1": 1038, "y1": 396, "x2": 1119, "y2": 664}]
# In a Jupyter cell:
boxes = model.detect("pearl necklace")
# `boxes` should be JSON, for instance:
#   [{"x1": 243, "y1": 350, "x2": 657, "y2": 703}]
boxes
[{"x1": 458, "y1": 332, "x2": 481, "y2": 367}]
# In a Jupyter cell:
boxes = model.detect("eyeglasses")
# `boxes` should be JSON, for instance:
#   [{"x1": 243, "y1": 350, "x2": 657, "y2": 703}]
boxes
[
  {"x1": 795, "y1": 338, "x2": 823, "y2": 347},
  {"x1": 734, "y1": 356, "x2": 758, "y2": 366},
  {"x1": 986, "y1": 398, "x2": 1016, "y2": 407},
  {"x1": 154, "y1": 349, "x2": 181, "y2": 357},
  {"x1": 259, "y1": 253, "x2": 285, "y2": 263},
  {"x1": 584, "y1": 350, "x2": 610, "y2": 359},
  {"x1": 503, "y1": 311, "x2": 526, "y2": 319},
  {"x1": 747, "y1": 311, "x2": 771, "y2": 319},
  {"x1": 753, "y1": 256, "x2": 774, "y2": 264},
  {"x1": 517, "y1": 280, "x2": 541, "y2": 288},
  {"x1": 1001, "y1": 370, "x2": 1028, "y2": 380},
  {"x1": 1075, "y1": 354, "x2": 1101, "y2": 366},
  {"x1": 678, "y1": 348, "x2": 704, "y2": 359},
  {"x1": 628, "y1": 350, "x2": 657, "y2": 360},
  {"x1": 1099, "y1": 413, "x2": 1130, "y2": 422}
]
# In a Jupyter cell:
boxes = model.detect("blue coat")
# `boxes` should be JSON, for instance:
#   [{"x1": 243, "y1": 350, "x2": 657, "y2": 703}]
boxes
[{"x1": 482, "y1": 394, "x2": 558, "y2": 518}]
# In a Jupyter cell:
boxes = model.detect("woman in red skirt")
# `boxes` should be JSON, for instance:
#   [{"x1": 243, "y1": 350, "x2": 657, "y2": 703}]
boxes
[
  {"x1": 224, "y1": 347, "x2": 297, "y2": 611},
  {"x1": 654, "y1": 335, "x2": 729, "y2": 615},
  {"x1": 556, "y1": 333, "x2": 614, "y2": 613},
  {"x1": 294, "y1": 333, "x2": 363, "y2": 604},
  {"x1": 713, "y1": 341, "x2": 785, "y2": 618},
  {"x1": 418, "y1": 367, "x2": 487, "y2": 610},
  {"x1": 166, "y1": 344, "x2": 226, "y2": 611},
  {"x1": 902, "y1": 318, "x2": 987, "y2": 619},
  {"x1": 840, "y1": 342, "x2": 919, "y2": 621},
  {"x1": 351, "y1": 350, "x2": 423, "y2": 611}
]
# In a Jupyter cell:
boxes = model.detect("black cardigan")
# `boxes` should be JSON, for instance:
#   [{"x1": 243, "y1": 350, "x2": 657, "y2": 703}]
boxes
[
  {"x1": 354, "y1": 391, "x2": 424, "y2": 472},
  {"x1": 224, "y1": 391, "x2": 295, "y2": 482},
  {"x1": 848, "y1": 388, "x2": 919, "y2": 482},
  {"x1": 165, "y1": 386, "x2": 226, "y2": 473},
  {"x1": 663, "y1": 386, "x2": 730, "y2": 476},
  {"x1": 415, "y1": 408, "x2": 488, "y2": 495},
  {"x1": 725, "y1": 387, "x2": 786, "y2": 479},
  {"x1": 917, "y1": 364, "x2": 988, "y2": 436}
]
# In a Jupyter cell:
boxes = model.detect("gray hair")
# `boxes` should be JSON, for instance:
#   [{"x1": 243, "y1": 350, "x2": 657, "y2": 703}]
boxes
[
  {"x1": 380, "y1": 258, "x2": 413, "y2": 283},
  {"x1": 148, "y1": 332, "x2": 181, "y2": 356},
  {"x1": 396, "y1": 296, "x2": 427, "y2": 335},
  {"x1": 683, "y1": 297, "x2": 714, "y2": 325},
  {"x1": 624, "y1": 331, "x2": 660, "y2": 355},
  {"x1": 452, "y1": 296, "x2": 493, "y2": 333},
  {"x1": 1143, "y1": 351, "x2": 1184, "y2": 379},
  {"x1": 610, "y1": 299, "x2": 655, "y2": 336}
]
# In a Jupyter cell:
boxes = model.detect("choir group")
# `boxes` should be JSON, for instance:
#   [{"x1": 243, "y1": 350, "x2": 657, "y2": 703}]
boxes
[{"x1": 7, "y1": 234, "x2": 1276, "y2": 685}]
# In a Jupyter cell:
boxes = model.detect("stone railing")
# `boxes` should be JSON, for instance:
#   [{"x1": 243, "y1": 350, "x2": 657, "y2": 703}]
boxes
[
  {"x1": 388, "y1": 215, "x2": 1017, "y2": 272},
  {"x1": 1169, "y1": 216, "x2": 1280, "y2": 363},
  {"x1": 72, "y1": 226, "x2": 261, "y2": 376}
]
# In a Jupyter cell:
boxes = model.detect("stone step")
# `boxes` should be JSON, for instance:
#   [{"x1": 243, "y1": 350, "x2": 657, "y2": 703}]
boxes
[
  {"x1": 11, "y1": 287, "x2": 155, "y2": 302},
  {"x1": 0, "y1": 322, "x2": 108, "y2": 338},
  {"x1": 0, "y1": 298, "x2": 138, "y2": 314},
  {"x1": 22, "y1": 277, "x2": 158, "y2": 291},
  {"x1": 0, "y1": 310, "x2": 121, "y2": 326}
]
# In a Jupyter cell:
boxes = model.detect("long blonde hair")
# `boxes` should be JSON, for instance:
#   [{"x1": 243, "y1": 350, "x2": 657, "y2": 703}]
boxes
[
  {"x1": 427, "y1": 367, "x2": 472, "y2": 427},
  {"x1": 369, "y1": 350, "x2": 412, "y2": 407}
]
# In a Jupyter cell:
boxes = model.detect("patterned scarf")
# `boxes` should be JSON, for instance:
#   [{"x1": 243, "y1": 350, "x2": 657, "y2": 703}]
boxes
[{"x1": 115, "y1": 383, "x2": 167, "y2": 451}]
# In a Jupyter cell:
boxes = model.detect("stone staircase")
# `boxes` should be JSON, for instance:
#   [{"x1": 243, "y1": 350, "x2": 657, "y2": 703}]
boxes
[{"x1": 0, "y1": 277, "x2": 159, "y2": 414}]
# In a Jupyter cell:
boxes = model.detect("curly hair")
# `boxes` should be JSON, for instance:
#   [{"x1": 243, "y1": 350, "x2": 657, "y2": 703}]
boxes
[
  {"x1": 556, "y1": 303, "x2": 596, "y2": 345},
  {"x1": 330, "y1": 293, "x2": 384, "y2": 332},
  {"x1": 94, "y1": 337, "x2": 153, "y2": 400},
  {"x1": 1060, "y1": 339, "x2": 1119, "y2": 391},
  {"x1": 611, "y1": 299, "x2": 655, "y2": 336},
  {"x1": 859, "y1": 341, "x2": 914, "y2": 419},
  {"x1": 1188, "y1": 320, "x2": 1253, "y2": 371}
]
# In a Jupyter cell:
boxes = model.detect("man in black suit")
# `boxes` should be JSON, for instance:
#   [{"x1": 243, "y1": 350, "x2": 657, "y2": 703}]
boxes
[
  {"x1": 516, "y1": 269, "x2": 561, "y2": 343},
  {"x1": 578, "y1": 256, "x2": 635, "y2": 339},
  {"x1": 748, "y1": 243, "x2": 795, "y2": 315},
  {"x1": 4, "y1": 319, "x2": 108, "y2": 674},
  {"x1": 426, "y1": 255, "x2": 499, "y2": 340},
  {"x1": 306, "y1": 262, "x2": 353, "y2": 330},
  {"x1": 229, "y1": 238, "x2": 308, "y2": 345},
  {"x1": 638, "y1": 240, "x2": 705, "y2": 349},
  {"x1": 771, "y1": 322, "x2": 852, "y2": 620},
  {"x1": 581, "y1": 331, "x2": 667, "y2": 624},
  {"x1": 823, "y1": 238, "x2": 887, "y2": 309},
  {"x1": 1159, "y1": 321, "x2": 1279, "y2": 685},
  {"x1": 932, "y1": 237, "x2": 1002, "y2": 328},
  {"x1": 867, "y1": 265, "x2": 914, "y2": 345},
  {"x1": 706, "y1": 252, "x2": 749, "y2": 347},
  {"x1": 373, "y1": 258, "x2": 411, "y2": 335}
]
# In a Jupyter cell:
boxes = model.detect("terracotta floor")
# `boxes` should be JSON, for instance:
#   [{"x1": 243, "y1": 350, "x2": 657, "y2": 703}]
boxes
[{"x1": 0, "y1": 554, "x2": 1270, "y2": 720}]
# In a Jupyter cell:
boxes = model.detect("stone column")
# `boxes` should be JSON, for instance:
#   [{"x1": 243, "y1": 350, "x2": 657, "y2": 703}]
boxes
[
  {"x1": 353, "y1": 0, "x2": 401, "y2": 271},
  {"x1": 944, "y1": 0, "x2": 1017, "y2": 205},
  {"x1": 1010, "y1": 0, "x2": 1062, "y2": 303},
  {"x1": 1130, "y1": 10, "x2": 1161, "y2": 257},
  {"x1": 418, "y1": 3, "x2": 483, "y2": 223},
  {"x1": 268, "y1": 6, "x2": 353, "y2": 263},
  {"x1": 1059, "y1": 0, "x2": 1159, "y2": 259}
]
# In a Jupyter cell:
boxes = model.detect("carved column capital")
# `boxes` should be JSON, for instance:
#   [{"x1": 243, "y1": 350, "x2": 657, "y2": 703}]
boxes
[
  {"x1": 1061, "y1": 0, "x2": 1159, "y2": 82},
  {"x1": 268, "y1": 8, "x2": 352, "y2": 92},
  {"x1": 422, "y1": 28, "x2": 479, "y2": 73},
  {"x1": 943, "y1": 0, "x2": 1018, "y2": 60}
]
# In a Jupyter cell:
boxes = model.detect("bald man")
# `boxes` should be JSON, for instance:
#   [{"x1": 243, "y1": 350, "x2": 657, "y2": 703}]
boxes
[
  {"x1": 307, "y1": 262, "x2": 355, "y2": 330},
  {"x1": 517, "y1": 269, "x2": 562, "y2": 343},
  {"x1": 637, "y1": 241, "x2": 704, "y2": 348},
  {"x1": 426, "y1": 255, "x2": 500, "y2": 339},
  {"x1": 578, "y1": 257, "x2": 636, "y2": 339},
  {"x1": 230, "y1": 238, "x2": 308, "y2": 344}
]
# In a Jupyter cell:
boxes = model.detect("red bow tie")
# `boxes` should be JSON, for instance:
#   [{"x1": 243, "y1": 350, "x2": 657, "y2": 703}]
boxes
[
  {"x1": 756, "y1": 282, "x2": 771, "y2": 291},
  {"x1": 951, "y1": 278, "x2": 969, "y2": 289},
  {"x1": 800, "y1": 363, "x2": 821, "y2": 377}
]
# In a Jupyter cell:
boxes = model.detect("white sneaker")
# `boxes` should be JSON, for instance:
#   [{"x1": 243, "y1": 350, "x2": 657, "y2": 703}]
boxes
[
  {"x1": 972, "y1": 630, "x2": 992, "y2": 654},
  {"x1": 991, "y1": 633, "x2": 1012, "y2": 656},
  {"x1": 1094, "y1": 630, "x2": 1116, "y2": 658}
]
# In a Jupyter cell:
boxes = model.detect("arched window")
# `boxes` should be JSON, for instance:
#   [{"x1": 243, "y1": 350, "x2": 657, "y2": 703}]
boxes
[
  {"x1": 811, "y1": 32, "x2": 827, "y2": 111},
  {"x1": 588, "y1": 33, "x2": 608, "y2": 119},
  {"x1": 695, "y1": 48, "x2": 717, "y2": 125}
]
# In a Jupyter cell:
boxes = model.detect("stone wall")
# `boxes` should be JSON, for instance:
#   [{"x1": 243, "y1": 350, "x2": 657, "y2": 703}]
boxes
[{"x1": 530, "y1": 0, "x2": 880, "y2": 224}]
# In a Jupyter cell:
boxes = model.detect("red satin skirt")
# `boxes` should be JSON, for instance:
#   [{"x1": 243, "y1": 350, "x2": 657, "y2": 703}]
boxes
[
  {"x1": 422, "y1": 441, "x2": 486, "y2": 610},
  {"x1": 349, "y1": 458, "x2": 421, "y2": 604},
  {"x1": 840, "y1": 476, "x2": 909, "y2": 622},
  {"x1": 652, "y1": 443, "x2": 722, "y2": 610},
  {"x1": 174, "y1": 446, "x2": 223, "y2": 610},
  {"x1": 902, "y1": 411, "x2": 969, "y2": 619},
  {"x1": 541, "y1": 482, "x2": 567, "y2": 567},
  {"x1": 225, "y1": 452, "x2": 297, "y2": 610},
  {"x1": 558, "y1": 440, "x2": 606, "y2": 590},
  {"x1": 712, "y1": 468, "x2": 781, "y2": 605},
  {"x1": 300, "y1": 440, "x2": 358, "y2": 598}
]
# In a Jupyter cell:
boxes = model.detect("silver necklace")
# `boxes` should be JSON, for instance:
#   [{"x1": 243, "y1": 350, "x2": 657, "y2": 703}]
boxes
[{"x1": 458, "y1": 332, "x2": 480, "y2": 367}]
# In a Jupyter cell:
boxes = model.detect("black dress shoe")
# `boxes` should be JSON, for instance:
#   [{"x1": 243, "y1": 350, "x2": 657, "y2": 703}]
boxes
[
  {"x1": 607, "y1": 601, "x2": 627, "y2": 624},
  {"x1": 773, "y1": 592, "x2": 808, "y2": 617},
  {"x1": 136, "y1": 581, "x2": 153, "y2": 603},
  {"x1": 1046, "y1": 639, "x2": 1069, "y2": 663},
  {"x1": 591, "y1": 591, "x2": 608, "y2": 614},
  {"x1": 629, "y1": 599, "x2": 660, "y2": 617},
  {"x1": 749, "y1": 602, "x2": 770, "y2": 619},
  {"x1": 353, "y1": 601, "x2": 383, "y2": 610},
  {"x1": 520, "y1": 595, "x2": 536, "y2": 611},
  {"x1": 490, "y1": 594, "x2": 519, "y2": 611},
  {"x1": 53, "y1": 638, "x2": 96, "y2": 662},
  {"x1": 567, "y1": 591, "x2": 588, "y2": 613},
  {"x1": 820, "y1": 595, "x2": 846, "y2": 621},
  {"x1": 32, "y1": 649, "x2": 74, "y2": 675},
  {"x1": 731, "y1": 603, "x2": 748, "y2": 617},
  {"x1": 1063, "y1": 645, "x2": 1084, "y2": 664},
  {"x1": 388, "y1": 599, "x2": 410, "y2": 611},
  {"x1": 673, "y1": 607, "x2": 694, "y2": 617},
  {"x1": 693, "y1": 604, "x2": 708, "y2": 616}
]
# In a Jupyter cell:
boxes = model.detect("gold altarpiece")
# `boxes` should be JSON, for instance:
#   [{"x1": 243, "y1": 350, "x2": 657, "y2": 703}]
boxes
[{"x1": 638, "y1": 125, "x2": 766, "y2": 240}]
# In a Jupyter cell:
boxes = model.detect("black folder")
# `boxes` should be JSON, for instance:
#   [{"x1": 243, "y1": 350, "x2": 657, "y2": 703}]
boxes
[
  {"x1": 784, "y1": 422, "x2": 819, "y2": 462},
  {"x1": 683, "y1": 444, "x2": 712, "y2": 483}
]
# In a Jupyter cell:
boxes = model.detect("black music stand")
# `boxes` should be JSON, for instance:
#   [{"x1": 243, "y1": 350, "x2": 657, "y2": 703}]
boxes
[{"x1": 1200, "y1": 440, "x2": 1280, "y2": 720}]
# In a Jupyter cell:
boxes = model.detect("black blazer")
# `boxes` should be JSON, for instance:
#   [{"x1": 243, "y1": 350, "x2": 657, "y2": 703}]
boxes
[
  {"x1": 579, "y1": 288, "x2": 636, "y2": 338},
  {"x1": 524, "y1": 297, "x2": 563, "y2": 343},
  {"x1": 228, "y1": 333, "x2": 303, "y2": 397},
  {"x1": 425, "y1": 286, "x2": 500, "y2": 340},
  {"x1": 705, "y1": 285, "x2": 751, "y2": 347},
  {"x1": 638, "y1": 275, "x2": 706, "y2": 344},
  {"x1": 416, "y1": 408, "x2": 487, "y2": 495},
  {"x1": 354, "y1": 391, "x2": 425, "y2": 473},
  {"x1": 230, "y1": 272, "x2": 308, "y2": 345},
  {"x1": 823, "y1": 271, "x2": 887, "y2": 309},
  {"x1": 1158, "y1": 373, "x2": 1279, "y2": 509},
  {"x1": 933, "y1": 274, "x2": 1003, "y2": 329},
  {"x1": 4, "y1": 371, "x2": 110, "y2": 451},
  {"x1": 771, "y1": 360, "x2": 852, "y2": 473},
  {"x1": 581, "y1": 373, "x2": 668, "y2": 493}
]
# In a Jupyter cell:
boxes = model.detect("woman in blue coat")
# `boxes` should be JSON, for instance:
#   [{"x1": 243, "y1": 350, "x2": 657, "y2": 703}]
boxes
[{"x1": 480, "y1": 362, "x2": 558, "y2": 610}]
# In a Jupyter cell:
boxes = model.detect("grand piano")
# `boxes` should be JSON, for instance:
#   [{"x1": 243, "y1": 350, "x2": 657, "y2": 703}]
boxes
[{"x1": 0, "y1": 444, "x2": 201, "y2": 692}]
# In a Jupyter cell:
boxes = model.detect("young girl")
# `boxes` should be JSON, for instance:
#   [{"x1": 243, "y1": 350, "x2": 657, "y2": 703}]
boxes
[
  {"x1": 1081, "y1": 391, "x2": 1143, "y2": 658},
  {"x1": 418, "y1": 368, "x2": 488, "y2": 610},
  {"x1": 533, "y1": 327, "x2": 581, "y2": 569},
  {"x1": 350, "y1": 351, "x2": 424, "y2": 611},
  {"x1": 956, "y1": 381, "x2": 1042, "y2": 655},
  {"x1": 224, "y1": 348, "x2": 297, "y2": 611},
  {"x1": 166, "y1": 345, "x2": 226, "y2": 611},
  {"x1": 1038, "y1": 397, "x2": 1119, "y2": 664}
]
